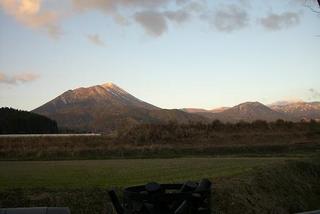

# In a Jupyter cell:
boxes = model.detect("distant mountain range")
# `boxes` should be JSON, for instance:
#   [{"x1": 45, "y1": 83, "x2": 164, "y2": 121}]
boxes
[
  {"x1": 269, "y1": 101, "x2": 320, "y2": 121},
  {"x1": 32, "y1": 82, "x2": 320, "y2": 133},
  {"x1": 183, "y1": 101, "x2": 320, "y2": 122}
]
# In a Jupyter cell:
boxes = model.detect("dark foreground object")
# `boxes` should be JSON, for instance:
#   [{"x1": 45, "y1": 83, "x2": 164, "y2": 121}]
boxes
[
  {"x1": 109, "y1": 179, "x2": 212, "y2": 214},
  {"x1": 0, "y1": 207, "x2": 70, "y2": 214}
]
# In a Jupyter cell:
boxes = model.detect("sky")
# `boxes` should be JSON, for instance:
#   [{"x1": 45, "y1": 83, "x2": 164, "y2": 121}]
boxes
[{"x1": 0, "y1": 0, "x2": 319, "y2": 111}]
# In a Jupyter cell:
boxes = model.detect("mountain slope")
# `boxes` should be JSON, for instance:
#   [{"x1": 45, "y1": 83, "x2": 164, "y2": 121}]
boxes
[{"x1": 33, "y1": 83, "x2": 206, "y2": 133}]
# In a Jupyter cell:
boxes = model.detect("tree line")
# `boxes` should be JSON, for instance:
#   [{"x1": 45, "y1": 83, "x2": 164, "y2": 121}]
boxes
[
  {"x1": 0, "y1": 107, "x2": 58, "y2": 134},
  {"x1": 119, "y1": 119, "x2": 320, "y2": 144}
]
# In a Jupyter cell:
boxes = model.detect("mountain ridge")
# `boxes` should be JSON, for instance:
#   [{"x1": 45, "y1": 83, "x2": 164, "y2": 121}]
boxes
[
  {"x1": 33, "y1": 82, "x2": 206, "y2": 133},
  {"x1": 33, "y1": 83, "x2": 320, "y2": 133}
]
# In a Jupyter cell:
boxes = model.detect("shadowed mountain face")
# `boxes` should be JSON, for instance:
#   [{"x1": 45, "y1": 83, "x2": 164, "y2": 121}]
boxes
[
  {"x1": 33, "y1": 83, "x2": 206, "y2": 133},
  {"x1": 269, "y1": 101, "x2": 320, "y2": 121}
]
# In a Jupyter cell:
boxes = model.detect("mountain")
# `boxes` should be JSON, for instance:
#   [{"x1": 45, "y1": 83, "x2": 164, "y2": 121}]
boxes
[
  {"x1": 214, "y1": 102, "x2": 293, "y2": 122},
  {"x1": 33, "y1": 83, "x2": 206, "y2": 133},
  {"x1": 185, "y1": 101, "x2": 320, "y2": 122},
  {"x1": 269, "y1": 99, "x2": 304, "y2": 106},
  {"x1": 181, "y1": 108, "x2": 208, "y2": 113},
  {"x1": 269, "y1": 101, "x2": 320, "y2": 121},
  {"x1": 0, "y1": 107, "x2": 58, "y2": 134},
  {"x1": 35, "y1": 83, "x2": 159, "y2": 113},
  {"x1": 190, "y1": 102, "x2": 293, "y2": 122},
  {"x1": 210, "y1": 107, "x2": 230, "y2": 113},
  {"x1": 182, "y1": 107, "x2": 230, "y2": 114}
]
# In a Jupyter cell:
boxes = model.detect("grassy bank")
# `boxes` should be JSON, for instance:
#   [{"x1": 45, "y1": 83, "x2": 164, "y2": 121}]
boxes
[
  {"x1": 0, "y1": 159, "x2": 319, "y2": 214},
  {"x1": 213, "y1": 159, "x2": 320, "y2": 213}
]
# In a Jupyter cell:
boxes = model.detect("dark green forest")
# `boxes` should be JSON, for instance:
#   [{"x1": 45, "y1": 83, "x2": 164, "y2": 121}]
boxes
[{"x1": 0, "y1": 107, "x2": 58, "y2": 134}]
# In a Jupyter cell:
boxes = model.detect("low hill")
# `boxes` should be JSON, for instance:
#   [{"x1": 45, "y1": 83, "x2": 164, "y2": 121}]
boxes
[{"x1": 0, "y1": 107, "x2": 58, "y2": 134}]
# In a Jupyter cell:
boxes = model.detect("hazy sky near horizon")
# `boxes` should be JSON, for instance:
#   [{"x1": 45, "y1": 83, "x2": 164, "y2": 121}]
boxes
[{"x1": 0, "y1": 0, "x2": 320, "y2": 111}]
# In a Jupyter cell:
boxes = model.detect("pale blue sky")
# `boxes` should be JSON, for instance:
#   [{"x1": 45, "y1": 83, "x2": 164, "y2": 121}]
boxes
[{"x1": 0, "y1": 0, "x2": 319, "y2": 110}]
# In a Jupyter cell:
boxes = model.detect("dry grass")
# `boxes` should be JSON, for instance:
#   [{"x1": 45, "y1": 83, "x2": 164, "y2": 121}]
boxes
[{"x1": 0, "y1": 132, "x2": 319, "y2": 160}]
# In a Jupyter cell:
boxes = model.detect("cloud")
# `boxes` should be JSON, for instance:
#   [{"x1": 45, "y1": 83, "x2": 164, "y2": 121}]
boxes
[
  {"x1": 71, "y1": 0, "x2": 170, "y2": 13},
  {"x1": 0, "y1": 72, "x2": 39, "y2": 85},
  {"x1": 208, "y1": 4, "x2": 249, "y2": 32},
  {"x1": 309, "y1": 88, "x2": 320, "y2": 100},
  {"x1": 260, "y1": 11, "x2": 300, "y2": 31},
  {"x1": 72, "y1": 0, "x2": 199, "y2": 36},
  {"x1": 176, "y1": 0, "x2": 189, "y2": 6},
  {"x1": 0, "y1": 0, "x2": 61, "y2": 38},
  {"x1": 87, "y1": 34, "x2": 105, "y2": 46},
  {"x1": 163, "y1": 9, "x2": 190, "y2": 23},
  {"x1": 1, "y1": 0, "x2": 306, "y2": 39},
  {"x1": 134, "y1": 10, "x2": 168, "y2": 36},
  {"x1": 183, "y1": 1, "x2": 206, "y2": 13}
]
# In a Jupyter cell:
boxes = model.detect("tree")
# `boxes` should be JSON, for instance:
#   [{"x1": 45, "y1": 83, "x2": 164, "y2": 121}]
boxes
[{"x1": 304, "y1": 0, "x2": 320, "y2": 13}]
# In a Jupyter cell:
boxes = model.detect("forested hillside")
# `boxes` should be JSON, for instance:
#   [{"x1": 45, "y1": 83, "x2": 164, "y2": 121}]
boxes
[{"x1": 0, "y1": 107, "x2": 58, "y2": 134}]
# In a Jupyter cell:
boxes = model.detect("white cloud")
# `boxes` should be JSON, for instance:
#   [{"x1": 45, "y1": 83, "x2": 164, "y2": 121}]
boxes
[
  {"x1": 134, "y1": 11, "x2": 168, "y2": 37},
  {"x1": 0, "y1": 0, "x2": 307, "y2": 38},
  {"x1": 260, "y1": 11, "x2": 300, "y2": 31},
  {"x1": 206, "y1": 4, "x2": 249, "y2": 32},
  {"x1": 0, "y1": 0, "x2": 62, "y2": 38},
  {"x1": 87, "y1": 34, "x2": 105, "y2": 46},
  {"x1": 163, "y1": 9, "x2": 190, "y2": 23},
  {"x1": 71, "y1": 0, "x2": 170, "y2": 13},
  {"x1": 0, "y1": 72, "x2": 40, "y2": 85}
]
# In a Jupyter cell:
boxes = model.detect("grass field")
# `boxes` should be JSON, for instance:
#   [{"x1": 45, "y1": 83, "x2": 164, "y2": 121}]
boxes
[
  {"x1": 0, "y1": 157, "x2": 298, "y2": 189},
  {"x1": 1, "y1": 157, "x2": 319, "y2": 214}
]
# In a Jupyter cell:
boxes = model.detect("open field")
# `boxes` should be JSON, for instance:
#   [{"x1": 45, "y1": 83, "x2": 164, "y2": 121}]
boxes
[
  {"x1": 0, "y1": 157, "x2": 294, "y2": 189},
  {"x1": 0, "y1": 158, "x2": 319, "y2": 214}
]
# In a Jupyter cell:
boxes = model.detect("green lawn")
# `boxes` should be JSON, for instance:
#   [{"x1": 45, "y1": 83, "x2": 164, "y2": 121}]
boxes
[{"x1": 0, "y1": 157, "x2": 297, "y2": 189}]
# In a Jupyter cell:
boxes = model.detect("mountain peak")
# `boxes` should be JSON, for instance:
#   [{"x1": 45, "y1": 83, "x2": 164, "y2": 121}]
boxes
[
  {"x1": 241, "y1": 101, "x2": 262, "y2": 105},
  {"x1": 101, "y1": 82, "x2": 116, "y2": 88},
  {"x1": 216, "y1": 101, "x2": 290, "y2": 122},
  {"x1": 33, "y1": 82, "x2": 160, "y2": 122},
  {"x1": 237, "y1": 101, "x2": 265, "y2": 108}
]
